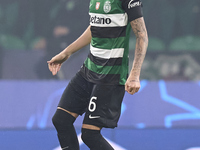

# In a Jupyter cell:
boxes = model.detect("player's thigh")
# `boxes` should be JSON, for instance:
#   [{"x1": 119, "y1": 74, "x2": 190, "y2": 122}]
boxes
[
  {"x1": 58, "y1": 72, "x2": 93, "y2": 115},
  {"x1": 83, "y1": 84, "x2": 125, "y2": 128}
]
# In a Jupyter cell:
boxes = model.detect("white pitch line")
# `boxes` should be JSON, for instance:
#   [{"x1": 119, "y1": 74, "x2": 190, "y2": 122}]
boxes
[{"x1": 186, "y1": 148, "x2": 200, "y2": 150}]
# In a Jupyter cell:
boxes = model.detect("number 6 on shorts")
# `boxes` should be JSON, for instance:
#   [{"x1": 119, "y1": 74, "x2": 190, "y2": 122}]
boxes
[{"x1": 88, "y1": 96, "x2": 97, "y2": 112}]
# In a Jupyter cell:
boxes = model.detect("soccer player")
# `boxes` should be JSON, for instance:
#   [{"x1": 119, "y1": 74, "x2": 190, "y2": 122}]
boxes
[{"x1": 48, "y1": 0, "x2": 148, "y2": 149}]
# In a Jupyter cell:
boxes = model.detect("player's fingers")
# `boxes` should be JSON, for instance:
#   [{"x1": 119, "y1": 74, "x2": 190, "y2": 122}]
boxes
[
  {"x1": 130, "y1": 86, "x2": 141, "y2": 95},
  {"x1": 48, "y1": 63, "x2": 53, "y2": 72},
  {"x1": 55, "y1": 64, "x2": 60, "y2": 73},
  {"x1": 126, "y1": 86, "x2": 133, "y2": 95},
  {"x1": 125, "y1": 84, "x2": 128, "y2": 92},
  {"x1": 53, "y1": 64, "x2": 61, "y2": 75},
  {"x1": 135, "y1": 87, "x2": 140, "y2": 93},
  {"x1": 57, "y1": 64, "x2": 61, "y2": 72},
  {"x1": 130, "y1": 88, "x2": 135, "y2": 95},
  {"x1": 125, "y1": 84, "x2": 132, "y2": 94},
  {"x1": 49, "y1": 63, "x2": 55, "y2": 73},
  {"x1": 52, "y1": 64, "x2": 57, "y2": 75}
]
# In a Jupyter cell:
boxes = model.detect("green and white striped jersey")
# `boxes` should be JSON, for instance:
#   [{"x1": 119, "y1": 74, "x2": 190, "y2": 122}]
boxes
[{"x1": 80, "y1": 0, "x2": 143, "y2": 85}]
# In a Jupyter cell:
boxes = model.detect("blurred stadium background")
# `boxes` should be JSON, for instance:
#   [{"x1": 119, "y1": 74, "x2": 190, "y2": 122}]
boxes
[{"x1": 0, "y1": 0, "x2": 200, "y2": 150}]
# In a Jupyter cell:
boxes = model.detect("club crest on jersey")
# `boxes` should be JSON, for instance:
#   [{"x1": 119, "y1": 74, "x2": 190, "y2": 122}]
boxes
[
  {"x1": 103, "y1": 1, "x2": 111, "y2": 13},
  {"x1": 96, "y1": 2, "x2": 100, "y2": 10}
]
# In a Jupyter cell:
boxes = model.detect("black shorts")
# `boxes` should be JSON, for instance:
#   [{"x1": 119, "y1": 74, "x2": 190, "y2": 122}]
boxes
[{"x1": 58, "y1": 71, "x2": 125, "y2": 128}]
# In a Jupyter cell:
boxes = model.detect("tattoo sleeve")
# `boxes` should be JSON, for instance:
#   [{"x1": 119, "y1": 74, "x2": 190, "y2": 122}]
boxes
[{"x1": 130, "y1": 17, "x2": 148, "y2": 78}]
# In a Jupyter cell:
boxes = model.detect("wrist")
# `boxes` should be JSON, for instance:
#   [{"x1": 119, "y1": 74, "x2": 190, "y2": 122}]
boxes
[
  {"x1": 130, "y1": 79, "x2": 140, "y2": 82},
  {"x1": 129, "y1": 69, "x2": 140, "y2": 79},
  {"x1": 61, "y1": 48, "x2": 72, "y2": 58}
]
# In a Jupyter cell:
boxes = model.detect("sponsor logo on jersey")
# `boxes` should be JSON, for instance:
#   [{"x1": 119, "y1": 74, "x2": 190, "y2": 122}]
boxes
[
  {"x1": 90, "y1": 15, "x2": 111, "y2": 24},
  {"x1": 103, "y1": 1, "x2": 111, "y2": 13},
  {"x1": 128, "y1": 0, "x2": 142, "y2": 9},
  {"x1": 96, "y1": 2, "x2": 100, "y2": 10}
]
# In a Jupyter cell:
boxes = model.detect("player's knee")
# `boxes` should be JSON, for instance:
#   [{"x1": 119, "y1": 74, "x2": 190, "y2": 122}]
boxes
[
  {"x1": 52, "y1": 109, "x2": 76, "y2": 131},
  {"x1": 81, "y1": 128, "x2": 114, "y2": 150},
  {"x1": 81, "y1": 128, "x2": 100, "y2": 145}
]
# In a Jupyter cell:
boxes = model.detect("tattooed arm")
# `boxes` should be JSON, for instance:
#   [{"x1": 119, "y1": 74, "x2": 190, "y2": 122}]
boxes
[{"x1": 125, "y1": 17, "x2": 148, "y2": 95}]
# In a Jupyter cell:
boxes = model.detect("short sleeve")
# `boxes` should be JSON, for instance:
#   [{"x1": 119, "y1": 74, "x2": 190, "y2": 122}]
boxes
[{"x1": 122, "y1": 0, "x2": 143, "y2": 22}]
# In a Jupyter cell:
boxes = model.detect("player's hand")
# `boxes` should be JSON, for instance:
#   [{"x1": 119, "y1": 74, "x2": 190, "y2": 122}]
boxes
[
  {"x1": 125, "y1": 78, "x2": 140, "y2": 95},
  {"x1": 47, "y1": 54, "x2": 69, "y2": 75}
]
